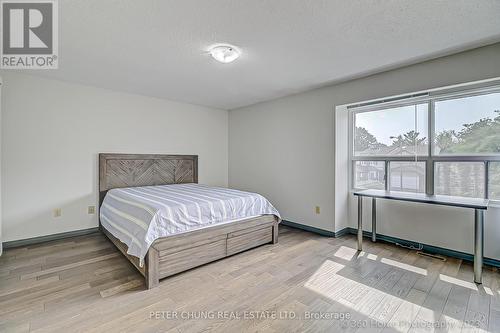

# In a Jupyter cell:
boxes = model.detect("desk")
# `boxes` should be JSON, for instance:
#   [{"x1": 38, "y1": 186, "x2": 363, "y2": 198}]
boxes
[{"x1": 353, "y1": 189, "x2": 489, "y2": 284}]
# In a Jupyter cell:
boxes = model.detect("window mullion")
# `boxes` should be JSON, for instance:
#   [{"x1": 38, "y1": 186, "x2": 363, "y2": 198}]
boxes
[
  {"x1": 385, "y1": 160, "x2": 389, "y2": 191},
  {"x1": 485, "y1": 161, "x2": 489, "y2": 199},
  {"x1": 427, "y1": 101, "x2": 435, "y2": 195}
]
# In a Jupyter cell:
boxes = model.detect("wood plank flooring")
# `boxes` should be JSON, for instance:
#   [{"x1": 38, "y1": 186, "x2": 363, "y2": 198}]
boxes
[{"x1": 1, "y1": 226, "x2": 499, "y2": 332}]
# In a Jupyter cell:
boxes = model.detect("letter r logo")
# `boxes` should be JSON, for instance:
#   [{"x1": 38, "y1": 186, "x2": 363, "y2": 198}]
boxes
[{"x1": 2, "y1": 2, "x2": 53, "y2": 54}]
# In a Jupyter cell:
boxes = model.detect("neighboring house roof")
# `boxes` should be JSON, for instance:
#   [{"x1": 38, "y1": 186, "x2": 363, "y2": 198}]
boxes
[
  {"x1": 356, "y1": 165, "x2": 384, "y2": 173},
  {"x1": 390, "y1": 165, "x2": 426, "y2": 175},
  {"x1": 357, "y1": 144, "x2": 430, "y2": 156}
]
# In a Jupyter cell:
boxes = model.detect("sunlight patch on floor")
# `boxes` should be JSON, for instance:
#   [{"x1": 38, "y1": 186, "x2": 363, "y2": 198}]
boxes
[
  {"x1": 462, "y1": 320, "x2": 489, "y2": 333},
  {"x1": 439, "y1": 314, "x2": 465, "y2": 332},
  {"x1": 302, "y1": 259, "x2": 492, "y2": 332},
  {"x1": 380, "y1": 258, "x2": 427, "y2": 276},
  {"x1": 334, "y1": 246, "x2": 427, "y2": 276},
  {"x1": 440, "y1": 273, "x2": 495, "y2": 296},
  {"x1": 333, "y1": 246, "x2": 358, "y2": 261},
  {"x1": 439, "y1": 274, "x2": 478, "y2": 291},
  {"x1": 304, "y1": 260, "x2": 418, "y2": 332},
  {"x1": 352, "y1": 250, "x2": 377, "y2": 260},
  {"x1": 304, "y1": 260, "x2": 347, "y2": 300},
  {"x1": 483, "y1": 286, "x2": 494, "y2": 296}
]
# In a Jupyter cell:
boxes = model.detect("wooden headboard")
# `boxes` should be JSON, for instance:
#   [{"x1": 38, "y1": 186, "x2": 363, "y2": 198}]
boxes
[{"x1": 98, "y1": 153, "x2": 198, "y2": 205}]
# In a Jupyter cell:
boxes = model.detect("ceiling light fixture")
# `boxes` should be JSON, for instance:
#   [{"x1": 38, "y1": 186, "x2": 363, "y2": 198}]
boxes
[{"x1": 209, "y1": 44, "x2": 241, "y2": 64}]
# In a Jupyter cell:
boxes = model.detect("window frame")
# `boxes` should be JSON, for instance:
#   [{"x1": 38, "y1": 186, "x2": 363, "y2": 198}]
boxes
[
  {"x1": 353, "y1": 160, "x2": 386, "y2": 190},
  {"x1": 349, "y1": 83, "x2": 500, "y2": 200},
  {"x1": 388, "y1": 161, "x2": 427, "y2": 193},
  {"x1": 488, "y1": 162, "x2": 500, "y2": 200}
]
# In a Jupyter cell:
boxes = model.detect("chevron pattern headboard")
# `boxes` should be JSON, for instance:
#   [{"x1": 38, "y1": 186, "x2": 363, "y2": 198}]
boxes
[{"x1": 98, "y1": 153, "x2": 198, "y2": 205}]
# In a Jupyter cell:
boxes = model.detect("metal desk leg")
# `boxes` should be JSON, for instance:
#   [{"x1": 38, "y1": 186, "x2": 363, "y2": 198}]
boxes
[
  {"x1": 358, "y1": 196, "x2": 363, "y2": 251},
  {"x1": 474, "y1": 209, "x2": 484, "y2": 284},
  {"x1": 372, "y1": 198, "x2": 377, "y2": 242}
]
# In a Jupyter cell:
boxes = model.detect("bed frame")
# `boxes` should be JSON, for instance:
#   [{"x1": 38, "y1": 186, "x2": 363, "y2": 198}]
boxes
[{"x1": 98, "y1": 153, "x2": 279, "y2": 289}]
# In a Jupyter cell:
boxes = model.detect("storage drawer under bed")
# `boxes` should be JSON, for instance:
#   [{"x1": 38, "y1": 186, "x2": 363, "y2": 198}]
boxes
[
  {"x1": 156, "y1": 223, "x2": 274, "y2": 278},
  {"x1": 158, "y1": 238, "x2": 227, "y2": 278},
  {"x1": 226, "y1": 225, "x2": 273, "y2": 256}
]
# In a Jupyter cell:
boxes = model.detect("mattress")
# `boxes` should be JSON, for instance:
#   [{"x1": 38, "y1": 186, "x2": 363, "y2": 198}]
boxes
[{"x1": 99, "y1": 183, "x2": 281, "y2": 265}]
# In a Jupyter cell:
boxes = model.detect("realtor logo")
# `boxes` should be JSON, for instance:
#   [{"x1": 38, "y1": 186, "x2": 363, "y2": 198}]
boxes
[{"x1": 1, "y1": 0, "x2": 58, "y2": 69}]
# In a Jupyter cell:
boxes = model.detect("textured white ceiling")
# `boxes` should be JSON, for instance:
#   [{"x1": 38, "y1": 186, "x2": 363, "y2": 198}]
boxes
[{"x1": 16, "y1": 0, "x2": 500, "y2": 109}]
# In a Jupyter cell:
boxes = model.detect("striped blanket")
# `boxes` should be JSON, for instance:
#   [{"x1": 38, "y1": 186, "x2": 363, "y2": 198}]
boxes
[{"x1": 100, "y1": 183, "x2": 281, "y2": 265}]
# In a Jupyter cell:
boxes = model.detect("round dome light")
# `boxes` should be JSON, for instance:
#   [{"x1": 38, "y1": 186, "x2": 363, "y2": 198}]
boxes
[{"x1": 209, "y1": 45, "x2": 240, "y2": 64}]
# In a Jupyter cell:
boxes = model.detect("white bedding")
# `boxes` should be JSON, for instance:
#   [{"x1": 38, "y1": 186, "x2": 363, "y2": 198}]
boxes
[{"x1": 99, "y1": 183, "x2": 281, "y2": 265}]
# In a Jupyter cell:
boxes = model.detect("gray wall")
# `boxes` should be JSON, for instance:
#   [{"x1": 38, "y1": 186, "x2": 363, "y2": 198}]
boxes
[
  {"x1": 229, "y1": 43, "x2": 500, "y2": 258},
  {"x1": 0, "y1": 80, "x2": 2, "y2": 253},
  {"x1": 1, "y1": 73, "x2": 228, "y2": 242}
]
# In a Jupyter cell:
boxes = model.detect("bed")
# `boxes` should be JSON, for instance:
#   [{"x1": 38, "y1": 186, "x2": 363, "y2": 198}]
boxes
[{"x1": 98, "y1": 153, "x2": 281, "y2": 289}]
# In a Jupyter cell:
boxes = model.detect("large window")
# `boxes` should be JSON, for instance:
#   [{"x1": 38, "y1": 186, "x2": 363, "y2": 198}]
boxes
[
  {"x1": 350, "y1": 86, "x2": 500, "y2": 200},
  {"x1": 389, "y1": 162, "x2": 426, "y2": 193},
  {"x1": 435, "y1": 162, "x2": 485, "y2": 198},
  {"x1": 354, "y1": 104, "x2": 428, "y2": 157},
  {"x1": 434, "y1": 93, "x2": 500, "y2": 155},
  {"x1": 490, "y1": 162, "x2": 500, "y2": 200},
  {"x1": 354, "y1": 161, "x2": 385, "y2": 190}
]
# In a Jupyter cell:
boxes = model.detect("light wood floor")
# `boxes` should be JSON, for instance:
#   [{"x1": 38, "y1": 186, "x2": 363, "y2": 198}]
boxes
[{"x1": 1, "y1": 226, "x2": 499, "y2": 333}]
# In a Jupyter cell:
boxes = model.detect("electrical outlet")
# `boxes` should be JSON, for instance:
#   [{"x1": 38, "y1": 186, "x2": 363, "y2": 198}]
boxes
[
  {"x1": 53, "y1": 208, "x2": 62, "y2": 218},
  {"x1": 88, "y1": 206, "x2": 96, "y2": 215},
  {"x1": 315, "y1": 206, "x2": 320, "y2": 214}
]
